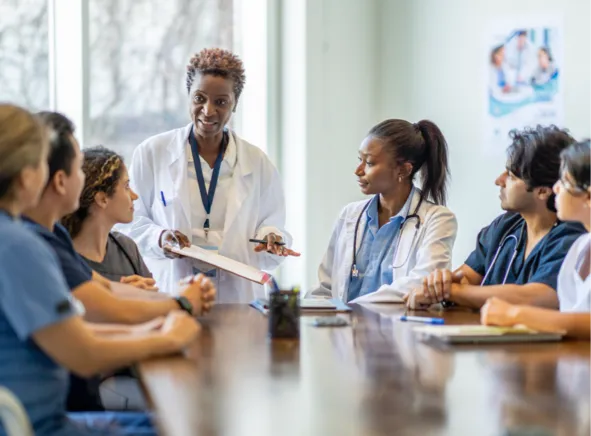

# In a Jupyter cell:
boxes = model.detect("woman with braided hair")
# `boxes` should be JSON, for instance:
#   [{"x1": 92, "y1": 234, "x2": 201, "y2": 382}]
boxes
[
  {"x1": 62, "y1": 146, "x2": 156, "y2": 290},
  {"x1": 121, "y1": 48, "x2": 299, "y2": 302}
]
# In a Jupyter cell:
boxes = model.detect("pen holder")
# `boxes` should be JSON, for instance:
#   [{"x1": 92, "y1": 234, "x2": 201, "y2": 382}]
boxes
[{"x1": 268, "y1": 290, "x2": 300, "y2": 339}]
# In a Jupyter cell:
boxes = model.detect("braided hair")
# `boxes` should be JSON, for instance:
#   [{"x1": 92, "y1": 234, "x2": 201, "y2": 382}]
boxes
[{"x1": 62, "y1": 146, "x2": 124, "y2": 238}]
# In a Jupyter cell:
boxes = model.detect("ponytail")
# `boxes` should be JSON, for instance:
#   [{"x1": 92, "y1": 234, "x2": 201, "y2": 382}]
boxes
[
  {"x1": 368, "y1": 118, "x2": 451, "y2": 206},
  {"x1": 416, "y1": 120, "x2": 449, "y2": 206}
]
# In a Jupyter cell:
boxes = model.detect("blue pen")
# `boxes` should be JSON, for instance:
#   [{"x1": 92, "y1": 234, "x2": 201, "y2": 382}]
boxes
[
  {"x1": 400, "y1": 315, "x2": 444, "y2": 325},
  {"x1": 268, "y1": 276, "x2": 281, "y2": 293},
  {"x1": 160, "y1": 191, "x2": 167, "y2": 207}
]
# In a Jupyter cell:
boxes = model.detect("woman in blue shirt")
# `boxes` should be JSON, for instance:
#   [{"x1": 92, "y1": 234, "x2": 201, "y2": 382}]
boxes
[
  {"x1": 309, "y1": 119, "x2": 457, "y2": 303},
  {"x1": 0, "y1": 104, "x2": 212, "y2": 436}
]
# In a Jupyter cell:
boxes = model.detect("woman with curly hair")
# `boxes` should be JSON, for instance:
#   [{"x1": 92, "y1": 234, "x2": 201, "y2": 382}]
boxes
[
  {"x1": 62, "y1": 146, "x2": 156, "y2": 291},
  {"x1": 121, "y1": 48, "x2": 298, "y2": 302}
]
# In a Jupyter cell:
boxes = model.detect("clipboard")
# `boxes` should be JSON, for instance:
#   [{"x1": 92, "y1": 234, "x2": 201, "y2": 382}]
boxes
[
  {"x1": 250, "y1": 298, "x2": 351, "y2": 315},
  {"x1": 169, "y1": 245, "x2": 270, "y2": 284},
  {"x1": 413, "y1": 325, "x2": 564, "y2": 344}
]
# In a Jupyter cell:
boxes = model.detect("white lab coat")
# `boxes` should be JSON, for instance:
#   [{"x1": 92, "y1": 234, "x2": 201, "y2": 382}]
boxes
[
  {"x1": 557, "y1": 233, "x2": 590, "y2": 312},
  {"x1": 307, "y1": 189, "x2": 457, "y2": 303},
  {"x1": 504, "y1": 40, "x2": 535, "y2": 85},
  {"x1": 120, "y1": 124, "x2": 291, "y2": 303}
]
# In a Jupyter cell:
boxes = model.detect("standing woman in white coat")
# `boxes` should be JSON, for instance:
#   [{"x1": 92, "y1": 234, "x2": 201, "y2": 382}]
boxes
[
  {"x1": 123, "y1": 48, "x2": 299, "y2": 303},
  {"x1": 308, "y1": 119, "x2": 457, "y2": 303}
]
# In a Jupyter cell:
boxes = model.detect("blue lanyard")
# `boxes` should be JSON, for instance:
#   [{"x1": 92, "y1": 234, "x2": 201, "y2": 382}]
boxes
[{"x1": 188, "y1": 126, "x2": 228, "y2": 237}]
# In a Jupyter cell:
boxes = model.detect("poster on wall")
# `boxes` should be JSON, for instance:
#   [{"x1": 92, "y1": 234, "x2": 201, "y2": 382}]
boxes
[{"x1": 485, "y1": 18, "x2": 564, "y2": 154}]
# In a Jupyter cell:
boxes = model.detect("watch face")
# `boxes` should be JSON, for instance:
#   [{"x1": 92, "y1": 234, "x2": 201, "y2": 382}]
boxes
[{"x1": 177, "y1": 297, "x2": 194, "y2": 315}]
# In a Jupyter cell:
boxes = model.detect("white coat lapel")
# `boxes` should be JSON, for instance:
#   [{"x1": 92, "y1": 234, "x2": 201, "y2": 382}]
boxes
[
  {"x1": 167, "y1": 124, "x2": 192, "y2": 231},
  {"x1": 223, "y1": 133, "x2": 253, "y2": 234},
  {"x1": 392, "y1": 190, "x2": 422, "y2": 273}
]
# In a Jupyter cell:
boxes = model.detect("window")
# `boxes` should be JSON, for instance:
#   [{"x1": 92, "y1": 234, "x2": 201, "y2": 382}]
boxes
[
  {"x1": 87, "y1": 0, "x2": 236, "y2": 163},
  {"x1": 0, "y1": 0, "x2": 49, "y2": 109}
]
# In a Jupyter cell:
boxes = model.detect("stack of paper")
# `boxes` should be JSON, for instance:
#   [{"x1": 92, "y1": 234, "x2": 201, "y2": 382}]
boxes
[{"x1": 169, "y1": 245, "x2": 270, "y2": 284}]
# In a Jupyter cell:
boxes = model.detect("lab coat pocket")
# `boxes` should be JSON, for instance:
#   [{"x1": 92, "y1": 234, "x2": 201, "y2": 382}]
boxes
[{"x1": 151, "y1": 194, "x2": 178, "y2": 228}]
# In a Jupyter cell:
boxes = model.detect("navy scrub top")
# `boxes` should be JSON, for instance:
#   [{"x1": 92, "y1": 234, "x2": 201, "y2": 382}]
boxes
[{"x1": 465, "y1": 212, "x2": 586, "y2": 289}]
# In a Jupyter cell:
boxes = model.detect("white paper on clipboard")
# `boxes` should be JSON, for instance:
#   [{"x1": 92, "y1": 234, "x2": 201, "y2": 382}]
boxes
[{"x1": 169, "y1": 245, "x2": 271, "y2": 285}]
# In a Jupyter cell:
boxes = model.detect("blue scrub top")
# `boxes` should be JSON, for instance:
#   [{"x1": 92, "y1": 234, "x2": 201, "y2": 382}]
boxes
[
  {"x1": 465, "y1": 212, "x2": 586, "y2": 289},
  {"x1": 347, "y1": 194, "x2": 409, "y2": 302},
  {"x1": 22, "y1": 219, "x2": 93, "y2": 290},
  {"x1": 0, "y1": 211, "x2": 87, "y2": 436},
  {"x1": 22, "y1": 218, "x2": 103, "y2": 412}
]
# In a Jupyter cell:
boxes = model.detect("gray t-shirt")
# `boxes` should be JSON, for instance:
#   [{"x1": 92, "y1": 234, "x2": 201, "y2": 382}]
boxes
[{"x1": 82, "y1": 232, "x2": 152, "y2": 282}]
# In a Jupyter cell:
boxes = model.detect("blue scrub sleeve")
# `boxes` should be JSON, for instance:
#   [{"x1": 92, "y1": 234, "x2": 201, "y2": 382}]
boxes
[
  {"x1": 0, "y1": 238, "x2": 77, "y2": 341},
  {"x1": 464, "y1": 224, "x2": 494, "y2": 276},
  {"x1": 53, "y1": 223, "x2": 93, "y2": 290}
]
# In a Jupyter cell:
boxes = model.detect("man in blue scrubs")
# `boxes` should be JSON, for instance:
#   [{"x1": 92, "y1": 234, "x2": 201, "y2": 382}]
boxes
[{"x1": 408, "y1": 125, "x2": 586, "y2": 309}]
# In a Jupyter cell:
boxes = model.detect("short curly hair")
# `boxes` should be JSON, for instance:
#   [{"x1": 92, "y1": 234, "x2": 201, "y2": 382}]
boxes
[
  {"x1": 61, "y1": 146, "x2": 124, "y2": 238},
  {"x1": 186, "y1": 48, "x2": 246, "y2": 104}
]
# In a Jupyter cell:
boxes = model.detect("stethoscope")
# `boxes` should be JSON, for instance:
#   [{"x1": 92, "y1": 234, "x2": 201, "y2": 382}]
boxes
[
  {"x1": 481, "y1": 217, "x2": 560, "y2": 285},
  {"x1": 109, "y1": 233, "x2": 140, "y2": 276},
  {"x1": 350, "y1": 195, "x2": 423, "y2": 280},
  {"x1": 442, "y1": 218, "x2": 558, "y2": 309},
  {"x1": 481, "y1": 219, "x2": 525, "y2": 285}
]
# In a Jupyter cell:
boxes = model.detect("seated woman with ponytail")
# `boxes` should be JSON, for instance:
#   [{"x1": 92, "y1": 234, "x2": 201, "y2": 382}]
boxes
[
  {"x1": 62, "y1": 146, "x2": 156, "y2": 290},
  {"x1": 308, "y1": 119, "x2": 458, "y2": 303}
]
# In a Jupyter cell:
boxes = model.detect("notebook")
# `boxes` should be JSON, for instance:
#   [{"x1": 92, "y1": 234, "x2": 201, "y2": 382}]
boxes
[
  {"x1": 168, "y1": 245, "x2": 270, "y2": 284},
  {"x1": 413, "y1": 325, "x2": 565, "y2": 344}
]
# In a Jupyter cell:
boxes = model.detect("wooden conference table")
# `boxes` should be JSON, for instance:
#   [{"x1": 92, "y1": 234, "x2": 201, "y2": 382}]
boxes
[{"x1": 138, "y1": 304, "x2": 590, "y2": 436}]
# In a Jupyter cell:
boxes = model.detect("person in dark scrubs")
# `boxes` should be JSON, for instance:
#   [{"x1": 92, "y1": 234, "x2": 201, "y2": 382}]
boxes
[{"x1": 407, "y1": 125, "x2": 586, "y2": 310}]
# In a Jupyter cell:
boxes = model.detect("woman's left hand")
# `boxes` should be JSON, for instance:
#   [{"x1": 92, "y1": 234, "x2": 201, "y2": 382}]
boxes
[
  {"x1": 253, "y1": 233, "x2": 301, "y2": 257},
  {"x1": 120, "y1": 275, "x2": 159, "y2": 292}
]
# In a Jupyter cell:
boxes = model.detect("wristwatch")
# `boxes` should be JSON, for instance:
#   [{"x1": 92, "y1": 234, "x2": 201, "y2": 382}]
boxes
[
  {"x1": 174, "y1": 296, "x2": 194, "y2": 316},
  {"x1": 441, "y1": 300, "x2": 456, "y2": 309}
]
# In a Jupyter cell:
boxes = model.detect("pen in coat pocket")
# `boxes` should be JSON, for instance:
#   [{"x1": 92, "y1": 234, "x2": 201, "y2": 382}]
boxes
[{"x1": 160, "y1": 191, "x2": 167, "y2": 207}]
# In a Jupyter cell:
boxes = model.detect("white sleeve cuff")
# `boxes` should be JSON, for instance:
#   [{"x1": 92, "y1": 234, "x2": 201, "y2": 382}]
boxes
[{"x1": 255, "y1": 226, "x2": 284, "y2": 241}]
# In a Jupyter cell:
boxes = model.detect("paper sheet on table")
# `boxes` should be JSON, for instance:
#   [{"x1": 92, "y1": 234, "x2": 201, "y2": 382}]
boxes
[
  {"x1": 414, "y1": 325, "x2": 542, "y2": 336},
  {"x1": 412, "y1": 325, "x2": 566, "y2": 344},
  {"x1": 169, "y1": 245, "x2": 270, "y2": 285}
]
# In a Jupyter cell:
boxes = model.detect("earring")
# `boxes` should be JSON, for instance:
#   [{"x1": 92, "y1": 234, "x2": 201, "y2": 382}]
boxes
[{"x1": 398, "y1": 176, "x2": 402, "y2": 183}]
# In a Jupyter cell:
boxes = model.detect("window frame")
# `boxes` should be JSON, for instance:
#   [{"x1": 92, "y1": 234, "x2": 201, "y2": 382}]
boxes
[{"x1": 48, "y1": 0, "x2": 275, "y2": 160}]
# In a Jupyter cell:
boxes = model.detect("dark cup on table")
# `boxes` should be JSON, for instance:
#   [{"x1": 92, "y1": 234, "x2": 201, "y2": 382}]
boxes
[{"x1": 268, "y1": 290, "x2": 300, "y2": 339}]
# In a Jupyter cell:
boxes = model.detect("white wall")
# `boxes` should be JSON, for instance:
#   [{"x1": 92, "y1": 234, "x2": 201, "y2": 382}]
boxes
[
  {"x1": 280, "y1": 0, "x2": 381, "y2": 289},
  {"x1": 379, "y1": 0, "x2": 591, "y2": 266},
  {"x1": 280, "y1": 0, "x2": 590, "y2": 289}
]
